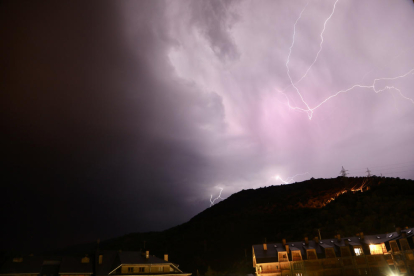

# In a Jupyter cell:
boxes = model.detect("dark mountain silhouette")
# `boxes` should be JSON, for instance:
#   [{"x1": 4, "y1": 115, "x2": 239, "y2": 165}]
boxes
[{"x1": 45, "y1": 176, "x2": 414, "y2": 275}]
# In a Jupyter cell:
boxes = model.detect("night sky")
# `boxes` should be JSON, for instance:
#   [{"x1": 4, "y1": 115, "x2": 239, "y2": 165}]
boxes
[{"x1": 1, "y1": 0, "x2": 414, "y2": 252}]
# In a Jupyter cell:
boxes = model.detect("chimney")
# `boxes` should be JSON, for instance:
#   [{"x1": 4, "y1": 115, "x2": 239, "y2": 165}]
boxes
[
  {"x1": 146, "y1": 251, "x2": 149, "y2": 259},
  {"x1": 285, "y1": 245, "x2": 290, "y2": 254},
  {"x1": 282, "y1": 239, "x2": 286, "y2": 245},
  {"x1": 314, "y1": 236, "x2": 319, "y2": 244},
  {"x1": 337, "y1": 234, "x2": 341, "y2": 242},
  {"x1": 164, "y1": 254, "x2": 168, "y2": 262},
  {"x1": 304, "y1": 237, "x2": 309, "y2": 246},
  {"x1": 360, "y1": 232, "x2": 364, "y2": 240},
  {"x1": 396, "y1": 227, "x2": 401, "y2": 235},
  {"x1": 263, "y1": 243, "x2": 267, "y2": 251},
  {"x1": 344, "y1": 239, "x2": 349, "y2": 246}
]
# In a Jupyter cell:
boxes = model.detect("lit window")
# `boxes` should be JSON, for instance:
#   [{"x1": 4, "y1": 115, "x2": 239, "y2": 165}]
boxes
[
  {"x1": 354, "y1": 247, "x2": 363, "y2": 256},
  {"x1": 158, "y1": 267, "x2": 163, "y2": 272},
  {"x1": 369, "y1": 244, "x2": 386, "y2": 255},
  {"x1": 278, "y1": 252, "x2": 288, "y2": 262},
  {"x1": 292, "y1": 251, "x2": 302, "y2": 261}
]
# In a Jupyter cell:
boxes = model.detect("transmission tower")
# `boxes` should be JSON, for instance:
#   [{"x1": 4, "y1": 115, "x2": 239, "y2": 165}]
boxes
[{"x1": 340, "y1": 166, "x2": 348, "y2": 177}]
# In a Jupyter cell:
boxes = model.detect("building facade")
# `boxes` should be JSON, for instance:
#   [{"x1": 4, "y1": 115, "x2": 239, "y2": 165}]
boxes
[
  {"x1": 252, "y1": 227, "x2": 414, "y2": 276},
  {"x1": 0, "y1": 251, "x2": 190, "y2": 276}
]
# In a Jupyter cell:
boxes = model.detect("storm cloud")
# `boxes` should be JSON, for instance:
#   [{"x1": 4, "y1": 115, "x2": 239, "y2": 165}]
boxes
[{"x1": 1, "y1": 0, "x2": 414, "y2": 251}]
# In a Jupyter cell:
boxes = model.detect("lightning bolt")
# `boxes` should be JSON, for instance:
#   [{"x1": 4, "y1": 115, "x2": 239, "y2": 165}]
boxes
[
  {"x1": 295, "y1": 0, "x2": 339, "y2": 86},
  {"x1": 280, "y1": 0, "x2": 414, "y2": 120},
  {"x1": 285, "y1": 0, "x2": 312, "y2": 118},
  {"x1": 210, "y1": 187, "x2": 226, "y2": 207},
  {"x1": 275, "y1": 172, "x2": 308, "y2": 184}
]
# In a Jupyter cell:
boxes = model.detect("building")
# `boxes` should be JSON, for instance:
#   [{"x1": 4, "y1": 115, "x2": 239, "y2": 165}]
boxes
[
  {"x1": 0, "y1": 256, "x2": 45, "y2": 276},
  {"x1": 59, "y1": 255, "x2": 93, "y2": 276},
  {"x1": 0, "y1": 251, "x2": 190, "y2": 276},
  {"x1": 252, "y1": 227, "x2": 414, "y2": 276},
  {"x1": 95, "y1": 250, "x2": 190, "y2": 276}
]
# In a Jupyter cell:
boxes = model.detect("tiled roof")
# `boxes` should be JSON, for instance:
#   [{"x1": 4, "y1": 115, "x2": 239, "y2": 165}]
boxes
[{"x1": 118, "y1": 252, "x2": 169, "y2": 265}]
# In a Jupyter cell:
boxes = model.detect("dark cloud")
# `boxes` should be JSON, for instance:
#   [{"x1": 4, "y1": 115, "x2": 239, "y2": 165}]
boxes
[
  {"x1": 189, "y1": 0, "x2": 240, "y2": 61},
  {"x1": 1, "y1": 0, "x2": 414, "y2": 252}
]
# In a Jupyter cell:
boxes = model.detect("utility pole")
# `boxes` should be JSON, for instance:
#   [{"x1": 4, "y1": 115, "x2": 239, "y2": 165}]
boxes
[
  {"x1": 340, "y1": 166, "x2": 348, "y2": 177},
  {"x1": 317, "y1": 228, "x2": 322, "y2": 240}
]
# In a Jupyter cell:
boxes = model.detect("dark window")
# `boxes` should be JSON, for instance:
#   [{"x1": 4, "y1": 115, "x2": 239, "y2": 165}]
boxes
[
  {"x1": 390, "y1": 241, "x2": 400, "y2": 252},
  {"x1": 127, "y1": 267, "x2": 133, "y2": 273},
  {"x1": 325, "y1": 248, "x2": 336, "y2": 258},
  {"x1": 307, "y1": 249, "x2": 317, "y2": 260},
  {"x1": 400, "y1": 239, "x2": 411, "y2": 251},
  {"x1": 139, "y1": 267, "x2": 144, "y2": 273},
  {"x1": 340, "y1": 247, "x2": 351, "y2": 257}
]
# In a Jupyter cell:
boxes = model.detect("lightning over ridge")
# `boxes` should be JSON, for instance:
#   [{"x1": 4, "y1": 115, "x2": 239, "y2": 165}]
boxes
[
  {"x1": 210, "y1": 187, "x2": 226, "y2": 207},
  {"x1": 275, "y1": 172, "x2": 308, "y2": 184}
]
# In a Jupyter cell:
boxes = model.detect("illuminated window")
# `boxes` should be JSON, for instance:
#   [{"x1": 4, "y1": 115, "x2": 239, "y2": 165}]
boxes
[
  {"x1": 158, "y1": 267, "x2": 163, "y2": 272},
  {"x1": 99, "y1": 255, "x2": 103, "y2": 265},
  {"x1": 369, "y1": 244, "x2": 386, "y2": 255},
  {"x1": 278, "y1": 252, "x2": 288, "y2": 262},
  {"x1": 292, "y1": 251, "x2": 302, "y2": 261},
  {"x1": 354, "y1": 246, "x2": 364, "y2": 256}
]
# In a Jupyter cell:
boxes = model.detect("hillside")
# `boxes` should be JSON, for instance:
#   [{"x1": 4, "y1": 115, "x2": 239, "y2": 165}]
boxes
[{"x1": 49, "y1": 176, "x2": 414, "y2": 275}]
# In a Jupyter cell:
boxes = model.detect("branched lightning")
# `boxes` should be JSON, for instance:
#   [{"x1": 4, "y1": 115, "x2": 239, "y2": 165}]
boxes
[
  {"x1": 275, "y1": 172, "x2": 308, "y2": 184},
  {"x1": 295, "y1": 0, "x2": 339, "y2": 86},
  {"x1": 285, "y1": 1, "x2": 312, "y2": 118},
  {"x1": 280, "y1": 0, "x2": 414, "y2": 120},
  {"x1": 210, "y1": 187, "x2": 226, "y2": 207}
]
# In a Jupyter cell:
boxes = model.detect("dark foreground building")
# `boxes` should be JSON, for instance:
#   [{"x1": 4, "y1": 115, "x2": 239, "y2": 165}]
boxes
[
  {"x1": 253, "y1": 227, "x2": 414, "y2": 276},
  {"x1": 0, "y1": 251, "x2": 191, "y2": 276}
]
